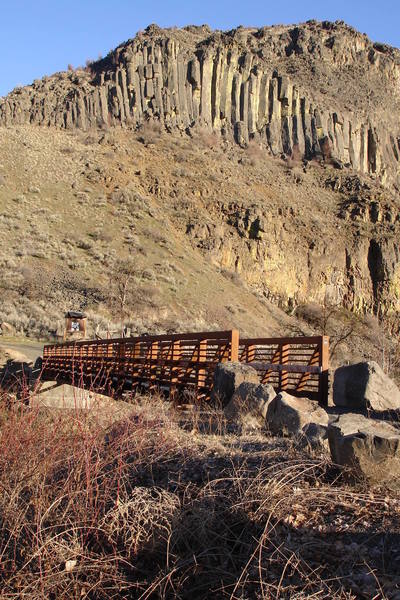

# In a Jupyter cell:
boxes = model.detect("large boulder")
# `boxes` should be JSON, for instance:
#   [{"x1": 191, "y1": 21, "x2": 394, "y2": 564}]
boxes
[
  {"x1": 30, "y1": 382, "x2": 112, "y2": 410},
  {"x1": 212, "y1": 362, "x2": 260, "y2": 406},
  {"x1": 224, "y1": 382, "x2": 276, "y2": 427},
  {"x1": 266, "y1": 391, "x2": 329, "y2": 445},
  {"x1": 333, "y1": 361, "x2": 400, "y2": 412},
  {"x1": 328, "y1": 413, "x2": 400, "y2": 486}
]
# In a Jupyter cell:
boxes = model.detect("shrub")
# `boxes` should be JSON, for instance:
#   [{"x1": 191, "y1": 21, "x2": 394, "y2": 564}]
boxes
[
  {"x1": 246, "y1": 140, "x2": 265, "y2": 165},
  {"x1": 320, "y1": 136, "x2": 332, "y2": 161},
  {"x1": 137, "y1": 121, "x2": 162, "y2": 145},
  {"x1": 0, "y1": 395, "x2": 398, "y2": 599}
]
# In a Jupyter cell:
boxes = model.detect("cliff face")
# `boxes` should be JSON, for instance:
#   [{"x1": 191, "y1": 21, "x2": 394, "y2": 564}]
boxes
[
  {"x1": 1, "y1": 22, "x2": 400, "y2": 336},
  {"x1": 2, "y1": 21, "x2": 400, "y2": 189}
]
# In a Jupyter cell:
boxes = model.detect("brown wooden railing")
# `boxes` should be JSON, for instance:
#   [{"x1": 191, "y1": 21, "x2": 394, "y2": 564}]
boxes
[
  {"x1": 239, "y1": 336, "x2": 329, "y2": 405},
  {"x1": 42, "y1": 330, "x2": 239, "y2": 401},
  {"x1": 42, "y1": 331, "x2": 329, "y2": 405}
]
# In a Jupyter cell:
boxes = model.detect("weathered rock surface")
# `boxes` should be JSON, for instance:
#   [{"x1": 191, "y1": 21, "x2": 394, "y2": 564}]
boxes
[
  {"x1": 30, "y1": 382, "x2": 134, "y2": 419},
  {"x1": 333, "y1": 361, "x2": 400, "y2": 412},
  {"x1": 328, "y1": 413, "x2": 400, "y2": 486},
  {"x1": 2, "y1": 22, "x2": 400, "y2": 189},
  {"x1": 266, "y1": 391, "x2": 329, "y2": 441},
  {"x1": 212, "y1": 362, "x2": 260, "y2": 406},
  {"x1": 1, "y1": 23, "x2": 400, "y2": 326},
  {"x1": 224, "y1": 382, "x2": 276, "y2": 423}
]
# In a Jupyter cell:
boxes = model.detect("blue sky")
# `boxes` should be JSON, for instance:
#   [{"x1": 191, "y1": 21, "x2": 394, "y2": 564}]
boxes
[{"x1": 1, "y1": 0, "x2": 399, "y2": 97}]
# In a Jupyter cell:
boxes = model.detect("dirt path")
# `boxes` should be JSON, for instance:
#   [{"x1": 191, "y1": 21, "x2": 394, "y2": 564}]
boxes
[{"x1": 0, "y1": 341, "x2": 43, "y2": 364}]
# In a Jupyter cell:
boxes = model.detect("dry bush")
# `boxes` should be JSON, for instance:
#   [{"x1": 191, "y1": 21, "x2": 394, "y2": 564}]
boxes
[
  {"x1": 245, "y1": 140, "x2": 265, "y2": 165},
  {"x1": 0, "y1": 399, "x2": 181, "y2": 598},
  {"x1": 137, "y1": 121, "x2": 162, "y2": 145},
  {"x1": 59, "y1": 146, "x2": 75, "y2": 155},
  {"x1": 295, "y1": 302, "x2": 358, "y2": 362},
  {"x1": 286, "y1": 142, "x2": 303, "y2": 169},
  {"x1": 321, "y1": 136, "x2": 333, "y2": 162},
  {"x1": 0, "y1": 385, "x2": 399, "y2": 599},
  {"x1": 220, "y1": 267, "x2": 243, "y2": 286},
  {"x1": 102, "y1": 487, "x2": 179, "y2": 557},
  {"x1": 195, "y1": 128, "x2": 220, "y2": 149}
]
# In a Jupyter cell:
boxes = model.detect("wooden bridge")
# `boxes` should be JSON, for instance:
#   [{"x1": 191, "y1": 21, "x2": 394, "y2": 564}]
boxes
[{"x1": 42, "y1": 330, "x2": 330, "y2": 405}]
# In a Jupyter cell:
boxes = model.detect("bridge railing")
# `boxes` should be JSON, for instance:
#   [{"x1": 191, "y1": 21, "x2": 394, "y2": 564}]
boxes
[
  {"x1": 42, "y1": 330, "x2": 240, "y2": 401},
  {"x1": 43, "y1": 331, "x2": 329, "y2": 404},
  {"x1": 239, "y1": 335, "x2": 329, "y2": 405}
]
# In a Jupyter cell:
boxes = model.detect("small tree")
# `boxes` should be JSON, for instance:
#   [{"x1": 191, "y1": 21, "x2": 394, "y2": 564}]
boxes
[{"x1": 107, "y1": 258, "x2": 135, "y2": 336}]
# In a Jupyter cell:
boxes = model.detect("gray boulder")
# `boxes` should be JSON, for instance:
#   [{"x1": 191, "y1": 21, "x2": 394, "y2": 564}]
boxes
[
  {"x1": 333, "y1": 361, "x2": 400, "y2": 412},
  {"x1": 266, "y1": 391, "x2": 329, "y2": 444},
  {"x1": 328, "y1": 413, "x2": 400, "y2": 486},
  {"x1": 224, "y1": 382, "x2": 276, "y2": 426},
  {"x1": 212, "y1": 362, "x2": 259, "y2": 406}
]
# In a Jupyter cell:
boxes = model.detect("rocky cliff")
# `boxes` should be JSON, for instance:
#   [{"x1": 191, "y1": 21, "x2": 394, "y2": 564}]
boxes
[
  {"x1": 2, "y1": 21, "x2": 400, "y2": 189},
  {"x1": 1, "y1": 21, "x2": 400, "y2": 341}
]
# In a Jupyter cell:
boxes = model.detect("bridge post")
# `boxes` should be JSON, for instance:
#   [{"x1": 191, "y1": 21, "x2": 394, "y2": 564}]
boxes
[
  {"x1": 170, "y1": 340, "x2": 181, "y2": 398},
  {"x1": 319, "y1": 336, "x2": 330, "y2": 406},
  {"x1": 230, "y1": 329, "x2": 239, "y2": 362},
  {"x1": 280, "y1": 343, "x2": 289, "y2": 391},
  {"x1": 150, "y1": 341, "x2": 159, "y2": 391}
]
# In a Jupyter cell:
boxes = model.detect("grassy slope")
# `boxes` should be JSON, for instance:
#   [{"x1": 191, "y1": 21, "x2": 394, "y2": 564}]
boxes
[
  {"x1": 0, "y1": 126, "x2": 297, "y2": 335},
  {"x1": 0, "y1": 124, "x2": 397, "y2": 371}
]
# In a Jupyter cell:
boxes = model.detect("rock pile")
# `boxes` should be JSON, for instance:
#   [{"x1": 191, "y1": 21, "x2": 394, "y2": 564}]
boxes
[{"x1": 216, "y1": 361, "x2": 400, "y2": 487}]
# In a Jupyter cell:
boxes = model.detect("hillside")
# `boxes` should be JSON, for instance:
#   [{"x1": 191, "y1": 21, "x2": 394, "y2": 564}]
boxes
[
  {"x1": 0, "y1": 21, "x2": 399, "y2": 371},
  {"x1": 2, "y1": 19, "x2": 400, "y2": 600}
]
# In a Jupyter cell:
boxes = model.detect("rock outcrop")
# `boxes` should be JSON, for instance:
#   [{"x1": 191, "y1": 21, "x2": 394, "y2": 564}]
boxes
[
  {"x1": 224, "y1": 381, "x2": 276, "y2": 423},
  {"x1": 333, "y1": 361, "x2": 400, "y2": 412},
  {"x1": 328, "y1": 413, "x2": 400, "y2": 486},
  {"x1": 1, "y1": 21, "x2": 400, "y2": 328},
  {"x1": 212, "y1": 362, "x2": 260, "y2": 405},
  {"x1": 265, "y1": 391, "x2": 329, "y2": 442},
  {"x1": 2, "y1": 22, "x2": 400, "y2": 189}
]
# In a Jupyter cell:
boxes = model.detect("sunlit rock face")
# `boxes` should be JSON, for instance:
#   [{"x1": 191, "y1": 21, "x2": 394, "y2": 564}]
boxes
[{"x1": 2, "y1": 21, "x2": 400, "y2": 188}]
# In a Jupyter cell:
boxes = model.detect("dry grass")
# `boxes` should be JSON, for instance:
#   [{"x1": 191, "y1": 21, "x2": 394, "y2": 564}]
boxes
[
  {"x1": 0, "y1": 387, "x2": 399, "y2": 599},
  {"x1": 0, "y1": 123, "x2": 399, "y2": 358}
]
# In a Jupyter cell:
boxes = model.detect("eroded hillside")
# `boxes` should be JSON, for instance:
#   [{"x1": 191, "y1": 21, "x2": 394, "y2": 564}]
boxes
[{"x1": 0, "y1": 21, "x2": 399, "y2": 370}]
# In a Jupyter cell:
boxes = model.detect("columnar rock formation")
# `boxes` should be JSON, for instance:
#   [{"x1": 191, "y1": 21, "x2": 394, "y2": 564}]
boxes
[
  {"x1": 1, "y1": 21, "x2": 400, "y2": 333},
  {"x1": 2, "y1": 22, "x2": 400, "y2": 188}
]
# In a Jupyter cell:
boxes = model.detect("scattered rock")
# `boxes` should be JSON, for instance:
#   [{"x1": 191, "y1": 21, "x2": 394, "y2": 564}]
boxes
[
  {"x1": 328, "y1": 413, "x2": 400, "y2": 486},
  {"x1": 224, "y1": 382, "x2": 276, "y2": 426},
  {"x1": 0, "y1": 321, "x2": 15, "y2": 335},
  {"x1": 333, "y1": 361, "x2": 400, "y2": 412},
  {"x1": 64, "y1": 559, "x2": 77, "y2": 572},
  {"x1": 212, "y1": 362, "x2": 260, "y2": 406},
  {"x1": 28, "y1": 186, "x2": 40, "y2": 194},
  {"x1": 266, "y1": 391, "x2": 329, "y2": 444}
]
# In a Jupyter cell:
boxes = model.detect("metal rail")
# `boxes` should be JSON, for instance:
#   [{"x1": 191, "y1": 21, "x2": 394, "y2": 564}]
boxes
[
  {"x1": 42, "y1": 331, "x2": 329, "y2": 405},
  {"x1": 42, "y1": 330, "x2": 240, "y2": 401},
  {"x1": 239, "y1": 336, "x2": 329, "y2": 405}
]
